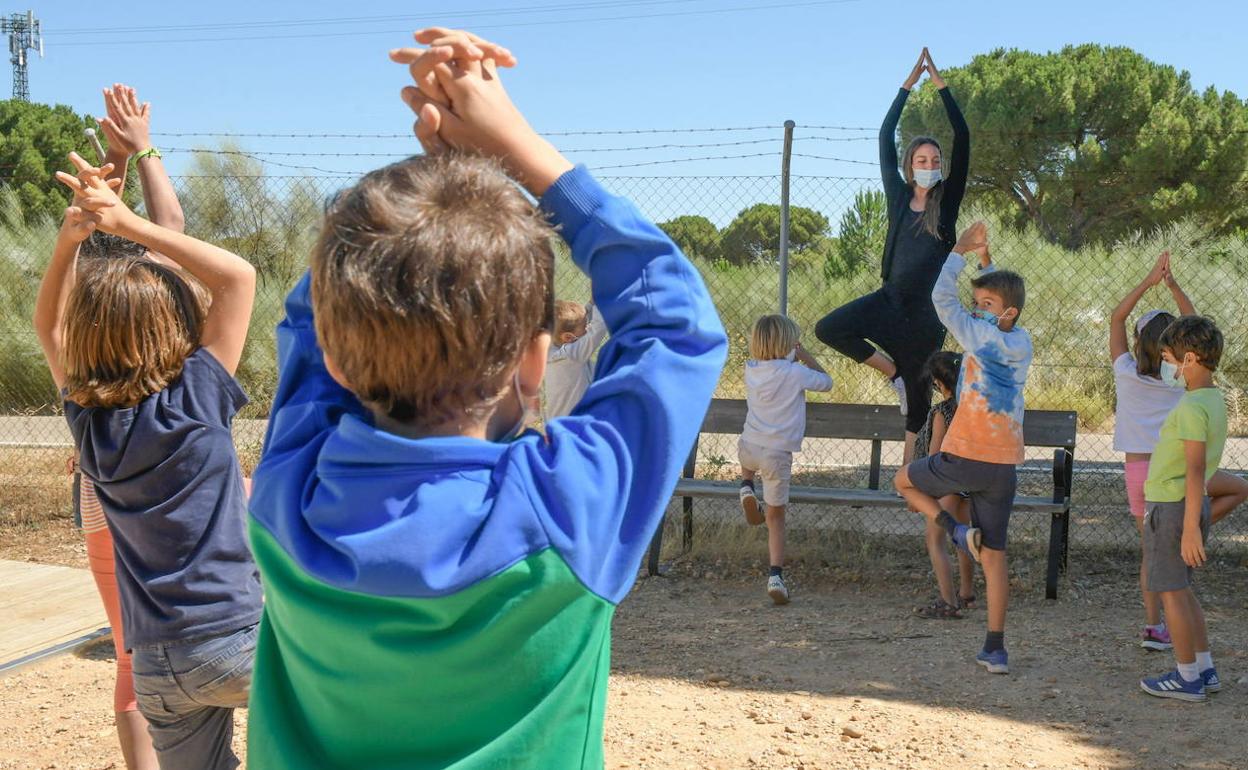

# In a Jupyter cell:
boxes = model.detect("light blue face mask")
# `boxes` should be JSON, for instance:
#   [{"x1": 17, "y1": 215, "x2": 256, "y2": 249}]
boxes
[
  {"x1": 912, "y1": 168, "x2": 943, "y2": 189},
  {"x1": 1159, "y1": 360, "x2": 1187, "y2": 389},
  {"x1": 970, "y1": 306, "x2": 999, "y2": 326}
]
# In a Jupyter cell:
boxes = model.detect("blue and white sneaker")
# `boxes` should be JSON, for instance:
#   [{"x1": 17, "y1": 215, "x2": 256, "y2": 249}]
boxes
[
  {"x1": 975, "y1": 648, "x2": 1009, "y2": 674},
  {"x1": 952, "y1": 524, "x2": 983, "y2": 563},
  {"x1": 1202, "y1": 668, "x2": 1222, "y2": 693},
  {"x1": 1140, "y1": 670, "x2": 1207, "y2": 702}
]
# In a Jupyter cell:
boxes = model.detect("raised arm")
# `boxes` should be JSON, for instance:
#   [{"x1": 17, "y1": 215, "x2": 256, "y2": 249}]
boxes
[
  {"x1": 558, "y1": 302, "x2": 609, "y2": 364},
  {"x1": 927, "y1": 51, "x2": 970, "y2": 210},
  {"x1": 1162, "y1": 257, "x2": 1196, "y2": 316},
  {"x1": 33, "y1": 188, "x2": 113, "y2": 390},
  {"x1": 98, "y1": 85, "x2": 185, "y2": 234},
  {"x1": 55, "y1": 153, "x2": 255, "y2": 374},
  {"x1": 394, "y1": 29, "x2": 727, "y2": 602},
  {"x1": 933, "y1": 222, "x2": 992, "y2": 351},
  {"x1": 1110, "y1": 252, "x2": 1168, "y2": 362}
]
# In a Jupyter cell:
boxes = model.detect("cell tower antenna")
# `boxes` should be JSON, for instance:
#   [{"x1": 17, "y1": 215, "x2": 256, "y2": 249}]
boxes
[{"x1": 2, "y1": 10, "x2": 43, "y2": 101}]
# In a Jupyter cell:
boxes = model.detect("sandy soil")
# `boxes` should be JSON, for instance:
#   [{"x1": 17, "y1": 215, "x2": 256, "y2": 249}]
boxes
[{"x1": 2, "y1": 543, "x2": 1246, "y2": 770}]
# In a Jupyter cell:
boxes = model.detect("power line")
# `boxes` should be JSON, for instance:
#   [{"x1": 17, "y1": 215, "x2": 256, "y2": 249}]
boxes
[
  {"x1": 48, "y1": 0, "x2": 862, "y2": 47},
  {"x1": 150, "y1": 126, "x2": 782, "y2": 139},
  {"x1": 162, "y1": 138, "x2": 783, "y2": 157}
]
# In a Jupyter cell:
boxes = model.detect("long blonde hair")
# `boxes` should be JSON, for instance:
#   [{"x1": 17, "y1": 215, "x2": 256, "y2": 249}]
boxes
[
  {"x1": 61, "y1": 256, "x2": 208, "y2": 408},
  {"x1": 902, "y1": 135, "x2": 944, "y2": 238}
]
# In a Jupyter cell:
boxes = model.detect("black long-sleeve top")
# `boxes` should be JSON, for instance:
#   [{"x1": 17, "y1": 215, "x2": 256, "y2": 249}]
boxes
[{"x1": 877, "y1": 86, "x2": 970, "y2": 299}]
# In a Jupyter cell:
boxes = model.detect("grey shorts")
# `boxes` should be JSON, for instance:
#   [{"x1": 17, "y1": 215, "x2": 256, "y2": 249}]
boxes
[
  {"x1": 906, "y1": 453, "x2": 1017, "y2": 551},
  {"x1": 1143, "y1": 498, "x2": 1211, "y2": 592},
  {"x1": 130, "y1": 623, "x2": 258, "y2": 770},
  {"x1": 738, "y1": 438, "x2": 794, "y2": 506}
]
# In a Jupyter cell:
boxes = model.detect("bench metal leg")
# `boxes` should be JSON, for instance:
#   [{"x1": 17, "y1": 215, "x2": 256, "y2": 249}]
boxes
[
  {"x1": 1045, "y1": 509, "x2": 1066, "y2": 600},
  {"x1": 646, "y1": 516, "x2": 665, "y2": 577}
]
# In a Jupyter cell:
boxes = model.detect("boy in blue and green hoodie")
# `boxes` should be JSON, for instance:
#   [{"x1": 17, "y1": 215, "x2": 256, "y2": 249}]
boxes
[{"x1": 245, "y1": 27, "x2": 728, "y2": 768}]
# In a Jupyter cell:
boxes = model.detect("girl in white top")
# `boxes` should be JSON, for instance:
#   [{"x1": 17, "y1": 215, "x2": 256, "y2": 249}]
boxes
[
  {"x1": 1110, "y1": 252, "x2": 1248, "y2": 650},
  {"x1": 738, "y1": 315, "x2": 834, "y2": 604}
]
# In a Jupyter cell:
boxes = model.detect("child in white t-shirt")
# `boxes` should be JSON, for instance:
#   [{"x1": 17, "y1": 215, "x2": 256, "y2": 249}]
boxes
[
  {"x1": 544, "y1": 300, "x2": 608, "y2": 418},
  {"x1": 1110, "y1": 252, "x2": 1248, "y2": 650},
  {"x1": 738, "y1": 315, "x2": 834, "y2": 605}
]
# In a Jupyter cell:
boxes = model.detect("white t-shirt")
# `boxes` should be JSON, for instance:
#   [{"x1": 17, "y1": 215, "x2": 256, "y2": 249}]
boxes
[
  {"x1": 741, "y1": 358, "x2": 834, "y2": 453},
  {"x1": 1112, "y1": 352, "x2": 1184, "y2": 453},
  {"x1": 543, "y1": 306, "x2": 609, "y2": 419}
]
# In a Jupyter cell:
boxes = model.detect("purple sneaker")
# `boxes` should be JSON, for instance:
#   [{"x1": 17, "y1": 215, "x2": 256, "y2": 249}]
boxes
[{"x1": 1140, "y1": 626, "x2": 1173, "y2": 651}]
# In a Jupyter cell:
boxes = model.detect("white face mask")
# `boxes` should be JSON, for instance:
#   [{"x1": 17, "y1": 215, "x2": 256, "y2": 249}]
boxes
[
  {"x1": 785, "y1": 349, "x2": 797, "y2": 362},
  {"x1": 1159, "y1": 359, "x2": 1187, "y2": 390},
  {"x1": 498, "y1": 370, "x2": 536, "y2": 442},
  {"x1": 912, "y1": 168, "x2": 943, "y2": 189}
]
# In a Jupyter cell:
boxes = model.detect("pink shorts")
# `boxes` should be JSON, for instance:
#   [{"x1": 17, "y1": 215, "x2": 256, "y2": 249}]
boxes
[{"x1": 1124, "y1": 460, "x2": 1150, "y2": 518}]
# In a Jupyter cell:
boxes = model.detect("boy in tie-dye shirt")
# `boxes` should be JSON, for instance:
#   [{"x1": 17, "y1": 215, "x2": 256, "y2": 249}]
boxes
[{"x1": 896, "y1": 222, "x2": 1032, "y2": 675}]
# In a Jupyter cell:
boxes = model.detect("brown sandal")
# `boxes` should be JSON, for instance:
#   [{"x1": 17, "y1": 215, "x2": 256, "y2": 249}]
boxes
[
  {"x1": 958, "y1": 594, "x2": 978, "y2": 610},
  {"x1": 914, "y1": 599, "x2": 963, "y2": 620}
]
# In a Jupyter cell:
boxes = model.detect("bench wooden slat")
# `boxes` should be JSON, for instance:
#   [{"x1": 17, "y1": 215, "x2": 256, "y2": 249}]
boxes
[
  {"x1": 700, "y1": 400, "x2": 1076, "y2": 447},
  {"x1": 673, "y1": 478, "x2": 1066, "y2": 513}
]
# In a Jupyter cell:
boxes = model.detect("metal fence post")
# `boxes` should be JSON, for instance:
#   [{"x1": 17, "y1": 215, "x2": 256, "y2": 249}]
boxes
[{"x1": 778, "y1": 119, "x2": 795, "y2": 316}]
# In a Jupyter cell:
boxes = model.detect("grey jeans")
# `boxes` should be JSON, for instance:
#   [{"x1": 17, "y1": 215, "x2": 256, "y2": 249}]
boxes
[{"x1": 130, "y1": 623, "x2": 258, "y2": 770}]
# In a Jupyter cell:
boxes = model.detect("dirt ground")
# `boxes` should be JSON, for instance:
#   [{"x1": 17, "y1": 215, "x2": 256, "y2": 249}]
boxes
[{"x1": 3, "y1": 522, "x2": 1247, "y2": 770}]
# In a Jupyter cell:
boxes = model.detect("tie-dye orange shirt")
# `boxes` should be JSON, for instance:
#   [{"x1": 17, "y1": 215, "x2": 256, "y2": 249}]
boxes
[{"x1": 931, "y1": 253, "x2": 1033, "y2": 466}]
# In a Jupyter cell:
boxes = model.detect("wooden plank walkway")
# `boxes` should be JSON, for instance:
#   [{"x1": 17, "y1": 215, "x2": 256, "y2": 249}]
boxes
[{"x1": 0, "y1": 560, "x2": 107, "y2": 670}]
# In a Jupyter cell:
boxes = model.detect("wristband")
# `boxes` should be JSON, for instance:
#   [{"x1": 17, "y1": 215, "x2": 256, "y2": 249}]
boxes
[{"x1": 134, "y1": 147, "x2": 162, "y2": 161}]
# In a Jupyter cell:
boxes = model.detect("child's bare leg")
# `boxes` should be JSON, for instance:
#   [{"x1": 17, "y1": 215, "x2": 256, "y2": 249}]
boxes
[
  {"x1": 1136, "y1": 517, "x2": 1162, "y2": 626},
  {"x1": 741, "y1": 467, "x2": 756, "y2": 483},
  {"x1": 1188, "y1": 588, "x2": 1210, "y2": 655},
  {"x1": 924, "y1": 517, "x2": 956, "y2": 605},
  {"x1": 1207, "y1": 470, "x2": 1248, "y2": 524},
  {"x1": 895, "y1": 465, "x2": 944, "y2": 521},
  {"x1": 766, "y1": 504, "x2": 786, "y2": 568},
  {"x1": 1160, "y1": 589, "x2": 1197, "y2": 666},
  {"x1": 117, "y1": 711, "x2": 158, "y2": 770},
  {"x1": 980, "y1": 547, "x2": 1008, "y2": 634}
]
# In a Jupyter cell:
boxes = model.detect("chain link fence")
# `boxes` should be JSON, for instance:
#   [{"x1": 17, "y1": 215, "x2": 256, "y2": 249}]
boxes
[{"x1": 2, "y1": 157, "x2": 1246, "y2": 564}]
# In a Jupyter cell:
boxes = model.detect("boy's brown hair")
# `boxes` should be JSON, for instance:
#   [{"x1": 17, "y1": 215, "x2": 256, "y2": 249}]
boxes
[
  {"x1": 971, "y1": 270, "x2": 1026, "y2": 315},
  {"x1": 555, "y1": 300, "x2": 587, "y2": 338},
  {"x1": 1160, "y1": 315, "x2": 1223, "y2": 371},
  {"x1": 62, "y1": 256, "x2": 208, "y2": 408},
  {"x1": 312, "y1": 152, "x2": 556, "y2": 429}
]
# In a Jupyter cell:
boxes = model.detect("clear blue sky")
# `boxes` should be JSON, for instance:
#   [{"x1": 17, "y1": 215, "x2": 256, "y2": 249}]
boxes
[{"x1": 15, "y1": 0, "x2": 1248, "y2": 218}]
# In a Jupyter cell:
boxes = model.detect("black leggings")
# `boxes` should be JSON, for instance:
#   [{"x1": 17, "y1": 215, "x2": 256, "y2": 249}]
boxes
[{"x1": 814, "y1": 288, "x2": 946, "y2": 434}]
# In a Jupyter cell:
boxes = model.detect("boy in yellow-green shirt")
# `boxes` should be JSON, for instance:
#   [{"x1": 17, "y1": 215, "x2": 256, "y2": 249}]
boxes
[{"x1": 1139, "y1": 316, "x2": 1228, "y2": 702}]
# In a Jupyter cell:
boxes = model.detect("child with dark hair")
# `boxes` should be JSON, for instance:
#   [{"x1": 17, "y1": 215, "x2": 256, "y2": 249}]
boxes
[
  {"x1": 1140, "y1": 315, "x2": 1233, "y2": 702},
  {"x1": 1110, "y1": 252, "x2": 1248, "y2": 653},
  {"x1": 911, "y1": 350, "x2": 975, "y2": 619}
]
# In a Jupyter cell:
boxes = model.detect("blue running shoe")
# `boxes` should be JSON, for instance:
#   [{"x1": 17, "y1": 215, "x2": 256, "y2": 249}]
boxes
[
  {"x1": 1140, "y1": 670, "x2": 1206, "y2": 702},
  {"x1": 952, "y1": 524, "x2": 983, "y2": 563},
  {"x1": 1202, "y1": 668, "x2": 1222, "y2": 693},
  {"x1": 975, "y1": 648, "x2": 1008, "y2": 674}
]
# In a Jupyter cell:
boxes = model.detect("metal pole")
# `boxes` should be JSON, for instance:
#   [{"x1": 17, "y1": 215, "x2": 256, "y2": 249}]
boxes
[{"x1": 778, "y1": 120, "x2": 795, "y2": 316}]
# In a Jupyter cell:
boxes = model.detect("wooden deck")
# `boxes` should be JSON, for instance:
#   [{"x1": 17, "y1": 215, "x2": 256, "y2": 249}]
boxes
[{"x1": 0, "y1": 560, "x2": 108, "y2": 672}]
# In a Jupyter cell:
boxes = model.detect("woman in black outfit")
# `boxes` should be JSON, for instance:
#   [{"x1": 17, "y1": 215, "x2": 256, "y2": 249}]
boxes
[{"x1": 814, "y1": 48, "x2": 969, "y2": 462}]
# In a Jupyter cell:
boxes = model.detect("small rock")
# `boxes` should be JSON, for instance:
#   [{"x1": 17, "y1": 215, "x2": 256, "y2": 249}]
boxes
[
  {"x1": 800, "y1": 711, "x2": 812, "y2": 720},
  {"x1": 777, "y1": 747, "x2": 790, "y2": 756},
  {"x1": 868, "y1": 745, "x2": 884, "y2": 753},
  {"x1": 784, "y1": 725, "x2": 796, "y2": 734},
  {"x1": 842, "y1": 727, "x2": 863, "y2": 739}
]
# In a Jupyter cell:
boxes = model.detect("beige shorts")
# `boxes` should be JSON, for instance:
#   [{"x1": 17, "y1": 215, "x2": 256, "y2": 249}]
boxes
[{"x1": 738, "y1": 438, "x2": 793, "y2": 507}]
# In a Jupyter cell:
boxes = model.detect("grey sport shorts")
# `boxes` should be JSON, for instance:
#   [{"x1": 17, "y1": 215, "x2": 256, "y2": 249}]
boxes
[
  {"x1": 906, "y1": 452, "x2": 1017, "y2": 551},
  {"x1": 1143, "y1": 498, "x2": 1211, "y2": 593}
]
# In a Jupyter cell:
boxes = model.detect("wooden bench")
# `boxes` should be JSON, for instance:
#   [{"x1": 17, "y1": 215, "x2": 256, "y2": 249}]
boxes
[{"x1": 648, "y1": 399, "x2": 1077, "y2": 599}]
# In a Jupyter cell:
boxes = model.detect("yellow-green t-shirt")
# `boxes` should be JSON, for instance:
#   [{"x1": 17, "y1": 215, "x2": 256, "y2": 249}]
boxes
[{"x1": 1144, "y1": 387, "x2": 1227, "y2": 503}]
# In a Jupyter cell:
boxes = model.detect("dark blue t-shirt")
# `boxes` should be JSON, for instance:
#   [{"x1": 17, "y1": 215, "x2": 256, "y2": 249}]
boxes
[{"x1": 65, "y1": 347, "x2": 263, "y2": 649}]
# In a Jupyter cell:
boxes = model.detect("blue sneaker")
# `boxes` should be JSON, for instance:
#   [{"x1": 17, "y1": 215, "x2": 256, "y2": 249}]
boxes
[
  {"x1": 1140, "y1": 670, "x2": 1206, "y2": 702},
  {"x1": 951, "y1": 524, "x2": 983, "y2": 563},
  {"x1": 1202, "y1": 668, "x2": 1222, "y2": 693},
  {"x1": 975, "y1": 648, "x2": 1009, "y2": 674}
]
